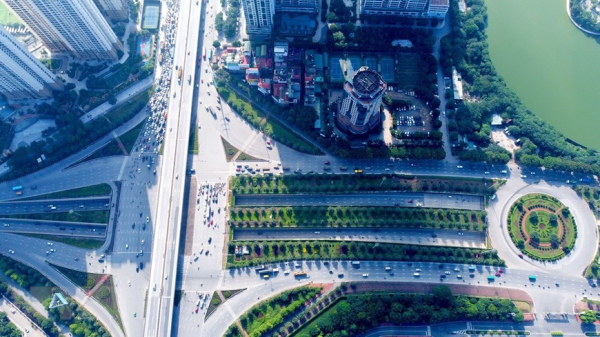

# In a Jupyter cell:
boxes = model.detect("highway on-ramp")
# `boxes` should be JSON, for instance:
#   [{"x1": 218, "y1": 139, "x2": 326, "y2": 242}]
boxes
[{"x1": 144, "y1": 0, "x2": 200, "y2": 335}]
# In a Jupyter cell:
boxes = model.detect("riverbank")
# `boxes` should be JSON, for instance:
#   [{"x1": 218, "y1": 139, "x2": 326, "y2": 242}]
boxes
[{"x1": 566, "y1": 0, "x2": 600, "y2": 36}]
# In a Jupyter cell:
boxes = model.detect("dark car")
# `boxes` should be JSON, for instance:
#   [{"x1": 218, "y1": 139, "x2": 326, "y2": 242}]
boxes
[
  {"x1": 338, "y1": 274, "x2": 344, "y2": 278},
  {"x1": 139, "y1": 262, "x2": 144, "y2": 270}
]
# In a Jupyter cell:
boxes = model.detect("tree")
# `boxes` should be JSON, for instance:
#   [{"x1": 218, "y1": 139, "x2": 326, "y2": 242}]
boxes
[
  {"x1": 580, "y1": 310, "x2": 598, "y2": 324},
  {"x1": 550, "y1": 234, "x2": 560, "y2": 248},
  {"x1": 530, "y1": 231, "x2": 540, "y2": 243},
  {"x1": 213, "y1": 40, "x2": 221, "y2": 48},
  {"x1": 529, "y1": 212, "x2": 538, "y2": 224},
  {"x1": 432, "y1": 285, "x2": 455, "y2": 308}
]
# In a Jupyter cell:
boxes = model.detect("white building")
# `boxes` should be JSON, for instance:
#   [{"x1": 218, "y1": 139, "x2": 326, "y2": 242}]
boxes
[
  {"x1": 3, "y1": 0, "x2": 122, "y2": 60},
  {"x1": 360, "y1": 0, "x2": 448, "y2": 18},
  {"x1": 94, "y1": 0, "x2": 129, "y2": 21},
  {"x1": 0, "y1": 26, "x2": 62, "y2": 100},
  {"x1": 242, "y1": 0, "x2": 275, "y2": 35},
  {"x1": 336, "y1": 67, "x2": 387, "y2": 135}
]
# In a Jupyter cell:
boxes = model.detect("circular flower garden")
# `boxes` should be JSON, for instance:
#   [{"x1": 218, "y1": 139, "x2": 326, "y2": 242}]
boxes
[{"x1": 507, "y1": 193, "x2": 577, "y2": 261}]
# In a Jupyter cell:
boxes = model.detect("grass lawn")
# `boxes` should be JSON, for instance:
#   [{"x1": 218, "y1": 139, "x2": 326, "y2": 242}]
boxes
[
  {"x1": 0, "y1": 2, "x2": 22, "y2": 26},
  {"x1": 508, "y1": 193, "x2": 576, "y2": 261},
  {"x1": 19, "y1": 183, "x2": 112, "y2": 201},
  {"x1": 52, "y1": 265, "x2": 123, "y2": 330},
  {"x1": 221, "y1": 137, "x2": 264, "y2": 162},
  {"x1": 189, "y1": 125, "x2": 199, "y2": 154},
  {"x1": 41, "y1": 59, "x2": 63, "y2": 72},
  {"x1": 104, "y1": 68, "x2": 130, "y2": 89},
  {"x1": 513, "y1": 300, "x2": 531, "y2": 313},
  {"x1": 1, "y1": 210, "x2": 109, "y2": 224},
  {"x1": 294, "y1": 299, "x2": 343, "y2": 337},
  {"x1": 17, "y1": 233, "x2": 104, "y2": 249}
]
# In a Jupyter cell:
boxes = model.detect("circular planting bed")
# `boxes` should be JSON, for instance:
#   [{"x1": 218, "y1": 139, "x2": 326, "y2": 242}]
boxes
[{"x1": 507, "y1": 193, "x2": 577, "y2": 261}]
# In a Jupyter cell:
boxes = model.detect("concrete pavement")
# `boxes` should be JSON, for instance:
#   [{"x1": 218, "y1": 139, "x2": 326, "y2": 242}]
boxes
[{"x1": 0, "y1": 298, "x2": 45, "y2": 337}]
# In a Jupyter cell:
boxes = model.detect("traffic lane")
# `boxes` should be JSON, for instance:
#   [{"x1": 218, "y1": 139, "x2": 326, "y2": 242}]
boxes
[
  {"x1": 0, "y1": 298, "x2": 46, "y2": 337},
  {"x1": 222, "y1": 260, "x2": 594, "y2": 302},
  {"x1": 234, "y1": 192, "x2": 483, "y2": 211},
  {"x1": 0, "y1": 197, "x2": 110, "y2": 215},
  {"x1": 0, "y1": 223, "x2": 106, "y2": 239},
  {"x1": 0, "y1": 218, "x2": 106, "y2": 231},
  {"x1": 233, "y1": 228, "x2": 486, "y2": 248},
  {"x1": 234, "y1": 193, "x2": 425, "y2": 207}
]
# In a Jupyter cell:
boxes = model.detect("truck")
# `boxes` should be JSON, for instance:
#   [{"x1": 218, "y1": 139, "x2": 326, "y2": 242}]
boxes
[
  {"x1": 177, "y1": 67, "x2": 182, "y2": 81},
  {"x1": 259, "y1": 268, "x2": 273, "y2": 275},
  {"x1": 203, "y1": 48, "x2": 206, "y2": 60},
  {"x1": 12, "y1": 185, "x2": 22, "y2": 195},
  {"x1": 487, "y1": 275, "x2": 495, "y2": 282},
  {"x1": 208, "y1": 105, "x2": 217, "y2": 117}
]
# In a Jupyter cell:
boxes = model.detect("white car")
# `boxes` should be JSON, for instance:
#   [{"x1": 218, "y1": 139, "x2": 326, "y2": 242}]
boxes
[{"x1": 125, "y1": 244, "x2": 129, "y2": 249}]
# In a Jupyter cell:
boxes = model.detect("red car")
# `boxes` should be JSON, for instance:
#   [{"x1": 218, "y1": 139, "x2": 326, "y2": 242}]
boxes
[
  {"x1": 195, "y1": 307, "x2": 198, "y2": 313},
  {"x1": 407, "y1": 200, "x2": 413, "y2": 203},
  {"x1": 495, "y1": 272, "x2": 501, "y2": 277},
  {"x1": 323, "y1": 161, "x2": 330, "y2": 165},
  {"x1": 498, "y1": 268, "x2": 504, "y2": 273}
]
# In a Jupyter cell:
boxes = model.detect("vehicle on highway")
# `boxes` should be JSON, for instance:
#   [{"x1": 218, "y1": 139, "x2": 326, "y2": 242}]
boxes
[
  {"x1": 457, "y1": 165, "x2": 463, "y2": 169},
  {"x1": 294, "y1": 271, "x2": 307, "y2": 278},
  {"x1": 413, "y1": 273, "x2": 420, "y2": 277},
  {"x1": 457, "y1": 274, "x2": 463, "y2": 279},
  {"x1": 351, "y1": 261, "x2": 361, "y2": 267},
  {"x1": 362, "y1": 273, "x2": 369, "y2": 278},
  {"x1": 488, "y1": 275, "x2": 495, "y2": 282},
  {"x1": 529, "y1": 275, "x2": 537, "y2": 282},
  {"x1": 385, "y1": 266, "x2": 392, "y2": 271}
]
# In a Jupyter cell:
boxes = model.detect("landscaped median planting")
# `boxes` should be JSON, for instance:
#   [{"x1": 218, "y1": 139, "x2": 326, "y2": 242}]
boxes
[
  {"x1": 227, "y1": 240, "x2": 504, "y2": 267},
  {"x1": 224, "y1": 286, "x2": 322, "y2": 337},
  {"x1": 229, "y1": 206, "x2": 487, "y2": 230},
  {"x1": 231, "y1": 174, "x2": 501, "y2": 196},
  {"x1": 507, "y1": 193, "x2": 577, "y2": 261}
]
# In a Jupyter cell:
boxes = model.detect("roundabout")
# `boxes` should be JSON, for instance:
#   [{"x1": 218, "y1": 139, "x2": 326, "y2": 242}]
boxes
[{"x1": 507, "y1": 193, "x2": 577, "y2": 261}]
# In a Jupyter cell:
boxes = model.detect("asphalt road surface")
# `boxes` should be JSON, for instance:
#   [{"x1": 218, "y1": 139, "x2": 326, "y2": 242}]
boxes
[
  {"x1": 144, "y1": 0, "x2": 201, "y2": 335},
  {"x1": 0, "y1": 197, "x2": 110, "y2": 215},
  {"x1": 233, "y1": 228, "x2": 487, "y2": 248},
  {"x1": 0, "y1": 219, "x2": 106, "y2": 238},
  {"x1": 235, "y1": 192, "x2": 484, "y2": 211}
]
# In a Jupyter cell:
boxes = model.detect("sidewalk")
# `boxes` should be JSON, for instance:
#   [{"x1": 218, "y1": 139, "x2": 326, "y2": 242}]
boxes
[{"x1": 226, "y1": 83, "x2": 329, "y2": 155}]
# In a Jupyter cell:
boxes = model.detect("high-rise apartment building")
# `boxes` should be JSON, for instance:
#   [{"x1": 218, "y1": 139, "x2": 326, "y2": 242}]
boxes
[
  {"x1": 94, "y1": 0, "x2": 129, "y2": 21},
  {"x1": 360, "y1": 0, "x2": 448, "y2": 18},
  {"x1": 241, "y1": 0, "x2": 275, "y2": 35},
  {"x1": 275, "y1": 0, "x2": 318, "y2": 13},
  {"x1": 336, "y1": 67, "x2": 387, "y2": 135},
  {"x1": 0, "y1": 26, "x2": 62, "y2": 100},
  {"x1": 3, "y1": 0, "x2": 122, "y2": 60}
]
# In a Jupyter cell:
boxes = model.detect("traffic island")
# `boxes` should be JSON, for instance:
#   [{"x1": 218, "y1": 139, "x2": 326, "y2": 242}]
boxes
[{"x1": 507, "y1": 194, "x2": 577, "y2": 261}]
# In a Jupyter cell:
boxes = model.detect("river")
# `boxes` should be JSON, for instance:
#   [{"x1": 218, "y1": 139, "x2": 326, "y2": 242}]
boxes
[{"x1": 486, "y1": 0, "x2": 600, "y2": 151}]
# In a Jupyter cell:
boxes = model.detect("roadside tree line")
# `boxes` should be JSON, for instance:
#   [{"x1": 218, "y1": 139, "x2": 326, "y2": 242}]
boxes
[
  {"x1": 229, "y1": 206, "x2": 487, "y2": 231},
  {"x1": 227, "y1": 240, "x2": 504, "y2": 267},
  {"x1": 441, "y1": 0, "x2": 600, "y2": 174}
]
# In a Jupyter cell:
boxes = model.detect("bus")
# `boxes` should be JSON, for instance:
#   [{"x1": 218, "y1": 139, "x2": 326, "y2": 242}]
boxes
[
  {"x1": 529, "y1": 275, "x2": 537, "y2": 282},
  {"x1": 12, "y1": 186, "x2": 22, "y2": 191},
  {"x1": 203, "y1": 48, "x2": 206, "y2": 60},
  {"x1": 293, "y1": 271, "x2": 307, "y2": 278}
]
